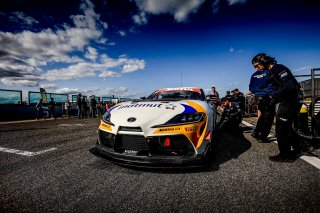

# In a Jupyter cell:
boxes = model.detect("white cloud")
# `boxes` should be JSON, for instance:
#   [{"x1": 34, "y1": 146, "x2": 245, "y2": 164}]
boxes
[
  {"x1": 40, "y1": 83, "x2": 58, "y2": 90},
  {"x1": 133, "y1": 0, "x2": 206, "y2": 22},
  {"x1": 0, "y1": 0, "x2": 146, "y2": 87},
  {"x1": 54, "y1": 86, "x2": 141, "y2": 98},
  {"x1": 132, "y1": 12, "x2": 148, "y2": 25},
  {"x1": 10, "y1": 11, "x2": 39, "y2": 26},
  {"x1": 26, "y1": 58, "x2": 48, "y2": 67},
  {"x1": 229, "y1": 47, "x2": 243, "y2": 53},
  {"x1": 41, "y1": 55, "x2": 144, "y2": 81},
  {"x1": 227, "y1": 0, "x2": 247, "y2": 6},
  {"x1": 99, "y1": 70, "x2": 121, "y2": 77},
  {"x1": 122, "y1": 59, "x2": 146, "y2": 73},
  {"x1": 55, "y1": 87, "x2": 99, "y2": 95},
  {"x1": 55, "y1": 88, "x2": 82, "y2": 94},
  {"x1": 293, "y1": 66, "x2": 311, "y2": 72},
  {"x1": 212, "y1": 0, "x2": 248, "y2": 13},
  {"x1": 85, "y1": 47, "x2": 98, "y2": 61},
  {"x1": 1, "y1": 77, "x2": 39, "y2": 87},
  {"x1": 119, "y1": 30, "x2": 126, "y2": 37},
  {"x1": 41, "y1": 62, "x2": 97, "y2": 81}
]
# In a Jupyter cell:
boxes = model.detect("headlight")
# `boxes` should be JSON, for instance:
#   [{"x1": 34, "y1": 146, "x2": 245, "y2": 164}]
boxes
[
  {"x1": 102, "y1": 112, "x2": 114, "y2": 126},
  {"x1": 153, "y1": 112, "x2": 205, "y2": 127}
]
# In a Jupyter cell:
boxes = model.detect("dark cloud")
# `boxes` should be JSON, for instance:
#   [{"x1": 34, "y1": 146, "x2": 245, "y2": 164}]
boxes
[{"x1": 0, "y1": 69, "x2": 24, "y2": 78}]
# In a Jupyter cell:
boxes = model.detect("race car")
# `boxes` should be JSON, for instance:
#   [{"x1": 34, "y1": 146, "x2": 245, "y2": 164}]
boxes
[{"x1": 90, "y1": 87, "x2": 216, "y2": 167}]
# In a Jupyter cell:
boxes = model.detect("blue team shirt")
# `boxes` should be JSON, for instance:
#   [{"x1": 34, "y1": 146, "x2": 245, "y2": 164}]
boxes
[{"x1": 249, "y1": 70, "x2": 275, "y2": 96}]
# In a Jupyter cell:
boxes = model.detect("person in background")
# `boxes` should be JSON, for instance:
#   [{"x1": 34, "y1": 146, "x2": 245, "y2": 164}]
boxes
[
  {"x1": 225, "y1": 90, "x2": 233, "y2": 101},
  {"x1": 206, "y1": 85, "x2": 220, "y2": 106},
  {"x1": 97, "y1": 98, "x2": 102, "y2": 116},
  {"x1": 100, "y1": 100, "x2": 104, "y2": 115},
  {"x1": 252, "y1": 53, "x2": 302, "y2": 162},
  {"x1": 232, "y1": 88, "x2": 245, "y2": 116},
  {"x1": 89, "y1": 96, "x2": 97, "y2": 118},
  {"x1": 76, "y1": 93, "x2": 82, "y2": 119},
  {"x1": 210, "y1": 85, "x2": 219, "y2": 97},
  {"x1": 49, "y1": 97, "x2": 55, "y2": 119},
  {"x1": 64, "y1": 98, "x2": 70, "y2": 118},
  {"x1": 81, "y1": 96, "x2": 87, "y2": 118},
  {"x1": 36, "y1": 98, "x2": 44, "y2": 120},
  {"x1": 248, "y1": 66, "x2": 276, "y2": 143},
  {"x1": 217, "y1": 96, "x2": 242, "y2": 131},
  {"x1": 105, "y1": 101, "x2": 110, "y2": 112}
]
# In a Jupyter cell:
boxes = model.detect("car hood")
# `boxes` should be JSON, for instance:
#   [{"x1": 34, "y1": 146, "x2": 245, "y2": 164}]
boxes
[{"x1": 108, "y1": 100, "x2": 205, "y2": 128}]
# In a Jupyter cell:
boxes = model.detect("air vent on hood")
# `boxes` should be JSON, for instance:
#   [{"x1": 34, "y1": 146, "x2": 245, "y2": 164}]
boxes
[{"x1": 118, "y1": 126, "x2": 143, "y2": 132}]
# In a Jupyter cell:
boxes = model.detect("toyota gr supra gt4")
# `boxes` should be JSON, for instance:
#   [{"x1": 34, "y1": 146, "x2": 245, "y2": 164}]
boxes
[{"x1": 90, "y1": 87, "x2": 216, "y2": 167}]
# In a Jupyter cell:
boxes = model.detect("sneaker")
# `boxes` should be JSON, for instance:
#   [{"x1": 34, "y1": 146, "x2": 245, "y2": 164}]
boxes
[{"x1": 269, "y1": 154, "x2": 296, "y2": 163}]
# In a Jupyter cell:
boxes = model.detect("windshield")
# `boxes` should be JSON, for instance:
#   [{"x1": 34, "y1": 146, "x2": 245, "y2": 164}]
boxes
[{"x1": 147, "y1": 89, "x2": 204, "y2": 101}]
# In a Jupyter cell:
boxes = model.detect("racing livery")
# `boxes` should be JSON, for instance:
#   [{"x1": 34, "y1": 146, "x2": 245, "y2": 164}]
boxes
[{"x1": 90, "y1": 87, "x2": 216, "y2": 167}]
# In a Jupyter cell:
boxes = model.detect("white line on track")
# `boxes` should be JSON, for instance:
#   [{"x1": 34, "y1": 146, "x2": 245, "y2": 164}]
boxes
[
  {"x1": 241, "y1": 120, "x2": 320, "y2": 170},
  {"x1": 0, "y1": 146, "x2": 57, "y2": 156}
]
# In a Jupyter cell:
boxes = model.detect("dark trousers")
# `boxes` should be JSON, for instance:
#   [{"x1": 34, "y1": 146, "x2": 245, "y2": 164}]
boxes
[
  {"x1": 275, "y1": 100, "x2": 301, "y2": 157},
  {"x1": 294, "y1": 112, "x2": 309, "y2": 134},
  {"x1": 254, "y1": 96, "x2": 275, "y2": 138},
  {"x1": 49, "y1": 107, "x2": 55, "y2": 118},
  {"x1": 81, "y1": 106, "x2": 86, "y2": 118},
  {"x1": 36, "y1": 108, "x2": 44, "y2": 119}
]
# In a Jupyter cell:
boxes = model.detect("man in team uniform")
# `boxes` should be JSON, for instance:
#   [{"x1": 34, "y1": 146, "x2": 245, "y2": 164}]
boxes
[{"x1": 252, "y1": 53, "x2": 302, "y2": 162}]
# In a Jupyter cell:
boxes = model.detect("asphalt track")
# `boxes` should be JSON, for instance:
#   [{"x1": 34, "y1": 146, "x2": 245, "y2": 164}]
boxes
[{"x1": 0, "y1": 117, "x2": 320, "y2": 212}]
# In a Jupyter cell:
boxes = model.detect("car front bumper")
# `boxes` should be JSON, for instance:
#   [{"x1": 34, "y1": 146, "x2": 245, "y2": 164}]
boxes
[{"x1": 90, "y1": 143, "x2": 209, "y2": 168}]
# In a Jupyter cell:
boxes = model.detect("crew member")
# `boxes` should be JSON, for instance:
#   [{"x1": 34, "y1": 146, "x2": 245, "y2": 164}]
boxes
[
  {"x1": 232, "y1": 88, "x2": 245, "y2": 116},
  {"x1": 252, "y1": 53, "x2": 301, "y2": 162},
  {"x1": 249, "y1": 67, "x2": 276, "y2": 143},
  {"x1": 217, "y1": 96, "x2": 242, "y2": 131}
]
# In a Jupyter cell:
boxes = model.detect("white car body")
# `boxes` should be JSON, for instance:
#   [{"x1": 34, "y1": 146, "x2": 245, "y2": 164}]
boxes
[{"x1": 91, "y1": 87, "x2": 215, "y2": 167}]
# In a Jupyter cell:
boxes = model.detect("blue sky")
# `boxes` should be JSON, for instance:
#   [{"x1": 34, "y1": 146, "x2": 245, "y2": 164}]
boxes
[{"x1": 0, "y1": 0, "x2": 319, "y2": 100}]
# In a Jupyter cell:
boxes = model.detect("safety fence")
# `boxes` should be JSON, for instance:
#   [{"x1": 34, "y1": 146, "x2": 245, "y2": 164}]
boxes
[{"x1": 0, "y1": 89, "x2": 131, "y2": 121}]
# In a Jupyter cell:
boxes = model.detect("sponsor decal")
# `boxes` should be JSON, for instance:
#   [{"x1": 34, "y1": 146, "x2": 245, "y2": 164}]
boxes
[
  {"x1": 163, "y1": 103, "x2": 177, "y2": 110},
  {"x1": 254, "y1": 73, "x2": 266, "y2": 79},
  {"x1": 158, "y1": 127, "x2": 181, "y2": 132},
  {"x1": 117, "y1": 103, "x2": 163, "y2": 110},
  {"x1": 280, "y1": 71, "x2": 288, "y2": 78},
  {"x1": 185, "y1": 126, "x2": 199, "y2": 132},
  {"x1": 156, "y1": 87, "x2": 201, "y2": 93},
  {"x1": 115, "y1": 103, "x2": 178, "y2": 110},
  {"x1": 100, "y1": 121, "x2": 112, "y2": 131},
  {"x1": 165, "y1": 87, "x2": 194, "y2": 91},
  {"x1": 153, "y1": 121, "x2": 207, "y2": 148}
]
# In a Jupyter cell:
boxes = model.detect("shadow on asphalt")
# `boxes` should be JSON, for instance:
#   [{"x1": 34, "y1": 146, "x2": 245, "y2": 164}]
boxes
[{"x1": 206, "y1": 126, "x2": 252, "y2": 172}]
